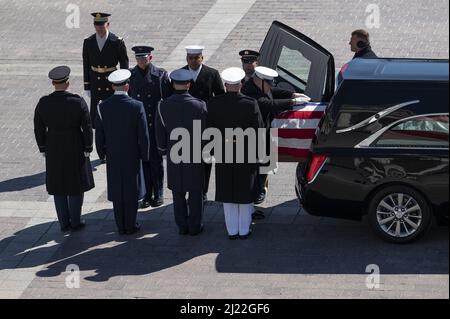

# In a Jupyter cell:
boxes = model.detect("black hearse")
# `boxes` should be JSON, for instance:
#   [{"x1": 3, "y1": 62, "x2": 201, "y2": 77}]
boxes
[{"x1": 258, "y1": 21, "x2": 449, "y2": 243}]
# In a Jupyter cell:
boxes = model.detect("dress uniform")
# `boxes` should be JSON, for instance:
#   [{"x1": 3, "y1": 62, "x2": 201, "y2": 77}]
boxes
[
  {"x1": 155, "y1": 69, "x2": 207, "y2": 236},
  {"x1": 241, "y1": 66, "x2": 295, "y2": 207},
  {"x1": 82, "y1": 12, "x2": 129, "y2": 131},
  {"x1": 182, "y1": 46, "x2": 225, "y2": 200},
  {"x1": 34, "y1": 66, "x2": 94, "y2": 232},
  {"x1": 207, "y1": 68, "x2": 264, "y2": 239},
  {"x1": 129, "y1": 46, "x2": 172, "y2": 208},
  {"x1": 95, "y1": 69, "x2": 150, "y2": 235},
  {"x1": 239, "y1": 50, "x2": 260, "y2": 83}
]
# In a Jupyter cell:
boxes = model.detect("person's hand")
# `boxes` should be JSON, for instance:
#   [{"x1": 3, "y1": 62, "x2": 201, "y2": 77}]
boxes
[
  {"x1": 85, "y1": 90, "x2": 91, "y2": 98},
  {"x1": 84, "y1": 152, "x2": 90, "y2": 157},
  {"x1": 293, "y1": 94, "x2": 311, "y2": 105},
  {"x1": 41, "y1": 152, "x2": 45, "y2": 158}
]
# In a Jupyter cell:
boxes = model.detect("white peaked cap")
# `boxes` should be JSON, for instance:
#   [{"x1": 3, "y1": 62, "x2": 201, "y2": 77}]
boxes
[
  {"x1": 255, "y1": 66, "x2": 279, "y2": 81},
  {"x1": 221, "y1": 67, "x2": 246, "y2": 85},
  {"x1": 108, "y1": 69, "x2": 131, "y2": 84},
  {"x1": 185, "y1": 45, "x2": 205, "y2": 55}
]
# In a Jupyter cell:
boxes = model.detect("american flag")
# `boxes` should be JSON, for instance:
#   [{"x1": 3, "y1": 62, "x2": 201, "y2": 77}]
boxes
[{"x1": 272, "y1": 103, "x2": 328, "y2": 160}]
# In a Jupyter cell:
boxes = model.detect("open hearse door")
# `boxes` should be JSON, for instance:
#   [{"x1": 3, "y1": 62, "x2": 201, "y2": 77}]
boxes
[{"x1": 259, "y1": 21, "x2": 336, "y2": 102}]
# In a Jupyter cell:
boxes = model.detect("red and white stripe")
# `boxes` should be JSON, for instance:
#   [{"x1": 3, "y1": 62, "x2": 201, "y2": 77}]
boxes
[{"x1": 272, "y1": 103, "x2": 328, "y2": 159}]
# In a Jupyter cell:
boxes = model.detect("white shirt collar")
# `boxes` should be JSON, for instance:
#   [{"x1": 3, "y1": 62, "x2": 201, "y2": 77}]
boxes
[
  {"x1": 96, "y1": 30, "x2": 109, "y2": 51},
  {"x1": 114, "y1": 91, "x2": 128, "y2": 95},
  {"x1": 96, "y1": 30, "x2": 109, "y2": 40}
]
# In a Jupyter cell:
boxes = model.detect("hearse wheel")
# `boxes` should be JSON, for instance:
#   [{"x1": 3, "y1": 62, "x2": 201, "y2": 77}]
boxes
[{"x1": 368, "y1": 186, "x2": 432, "y2": 244}]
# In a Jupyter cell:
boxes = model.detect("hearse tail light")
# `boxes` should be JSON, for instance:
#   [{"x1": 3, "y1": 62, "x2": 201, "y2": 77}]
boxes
[{"x1": 307, "y1": 154, "x2": 328, "y2": 184}]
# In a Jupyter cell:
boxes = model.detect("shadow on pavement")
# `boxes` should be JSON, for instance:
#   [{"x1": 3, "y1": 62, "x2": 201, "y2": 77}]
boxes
[
  {"x1": 0, "y1": 204, "x2": 448, "y2": 281},
  {"x1": 0, "y1": 160, "x2": 103, "y2": 194}
]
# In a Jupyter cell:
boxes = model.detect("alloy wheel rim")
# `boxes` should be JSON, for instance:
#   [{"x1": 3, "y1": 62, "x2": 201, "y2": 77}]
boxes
[{"x1": 376, "y1": 193, "x2": 423, "y2": 238}]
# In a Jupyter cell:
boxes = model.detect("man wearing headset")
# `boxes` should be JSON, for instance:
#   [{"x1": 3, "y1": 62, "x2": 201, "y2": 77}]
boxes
[
  {"x1": 338, "y1": 29, "x2": 378, "y2": 84},
  {"x1": 349, "y1": 29, "x2": 378, "y2": 59}
]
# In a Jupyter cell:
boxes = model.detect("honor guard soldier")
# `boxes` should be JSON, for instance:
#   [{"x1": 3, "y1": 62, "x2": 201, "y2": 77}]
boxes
[
  {"x1": 129, "y1": 45, "x2": 172, "y2": 209},
  {"x1": 155, "y1": 69, "x2": 207, "y2": 236},
  {"x1": 182, "y1": 45, "x2": 225, "y2": 201},
  {"x1": 34, "y1": 66, "x2": 95, "y2": 232},
  {"x1": 95, "y1": 70, "x2": 150, "y2": 235},
  {"x1": 239, "y1": 50, "x2": 260, "y2": 83},
  {"x1": 207, "y1": 67, "x2": 264, "y2": 239},
  {"x1": 82, "y1": 12, "x2": 129, "y2": 135},
  {"x1": 242, "y1": 66, "x2": 299, "y2": 211}
]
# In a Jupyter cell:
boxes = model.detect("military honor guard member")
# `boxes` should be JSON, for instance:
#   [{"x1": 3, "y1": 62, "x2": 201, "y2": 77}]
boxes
[
  {"x1": 34, "y1": 66, "x2": 94, "y2": 232},
  {"x1": 95, "y1": 69, "x2": 150, "y2": 235},
  {"x1": 182, "y1": 45, "x2": 225, "y2": 201},
  {"x1": 207, "y1": 67, "x2": 264, "y2": 239},
  {"x1": 242, "y1": 66, "x2": 298, "y2": 209},
  {"x1": 129, "y1": 45, "x2": 172, "y2": 209},
  {"x1": 155, "y1": 69, "x2": 207, "y2": 236},
  {"x1": 82, "y1": 12, "x2": 129, "y2": 134},
  {"x1": 239, "y1": 50, "x2": 260, "y2": 82}
]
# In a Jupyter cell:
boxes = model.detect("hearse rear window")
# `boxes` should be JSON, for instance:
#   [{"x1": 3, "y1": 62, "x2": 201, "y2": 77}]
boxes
[{"x1": 374, "y1": 115, "x2": 449, "y2": 148}]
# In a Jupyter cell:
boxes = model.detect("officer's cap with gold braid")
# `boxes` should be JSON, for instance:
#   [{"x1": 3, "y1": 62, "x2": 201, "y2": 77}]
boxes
[{"x1": 91, "y1": 12, "x2": 111, "y2": 26}]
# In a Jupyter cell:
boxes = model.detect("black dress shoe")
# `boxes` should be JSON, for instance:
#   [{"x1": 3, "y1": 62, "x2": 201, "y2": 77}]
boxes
[
  {"x1": 228, "y1": 234, "x2": 239, "y2": 240},
  {"x1": 151, "y1": 198, "x2": 164, "y2": 208},
  {"x1": 71, "y1": 221, "x2": 86, "y2": 232},
  {"x1": 254, "y1": 192, "x2": 266, "y2": 205},
  {"x1": 139, "y1": 200, "x2": 152, "y2": 209},
  {"x1": 252, "y1": 210, "x2": 265, "y2": 220},
  {"x1": 126, "y1": 223, "x2": 141, "y2": 235},
  {"x1": 239, "y1": 229, "x2": 252, "y2": 240},
  {"x1": 190, "y1": 226, "x2": 204, "y2": 236}
]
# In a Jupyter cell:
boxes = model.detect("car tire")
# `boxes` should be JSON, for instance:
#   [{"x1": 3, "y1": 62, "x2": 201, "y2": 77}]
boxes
[{"x1": 368, "y1": 185, "x2": 432, "y2": 244}]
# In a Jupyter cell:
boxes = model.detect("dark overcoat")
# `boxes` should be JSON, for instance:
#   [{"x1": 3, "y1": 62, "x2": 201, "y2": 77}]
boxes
[
  {"x1": 182, "y1": 64, "x2": 225, "y2": 102},
  {"x1": 155, "y1": 92, "x2": 207, "y2": 193},
  {"x1": 207, "y1": 92, "x2": 264, "y2": 203},
  {"x1": 95, "y1": 94, "x2": 150, "y2": 203},
  {"x1": 34, "y1": 91, "x2": 94, "y2": 195},
  {"x1": 129, "y1": 63, "x2": 172, "y2": 153}
]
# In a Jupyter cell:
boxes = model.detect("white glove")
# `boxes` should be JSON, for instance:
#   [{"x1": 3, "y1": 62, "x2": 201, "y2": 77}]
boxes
[
  {"x1": 85, "y1": 90, "x2": 91, "y2": 98},
  {"x1": 293, "y1": 94, "x2": 311, "y2": 105},
  {"x1": 84, "y1": 152, "x2": 90, "y2": 158}
]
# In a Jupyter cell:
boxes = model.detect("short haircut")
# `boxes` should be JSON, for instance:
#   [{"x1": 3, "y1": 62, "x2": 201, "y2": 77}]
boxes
[{"x1": 352, "y1": 29, "x2": 370, "y2": 41}]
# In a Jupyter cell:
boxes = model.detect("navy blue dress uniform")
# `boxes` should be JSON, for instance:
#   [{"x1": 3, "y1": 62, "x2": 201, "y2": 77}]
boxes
[
  {"x1": 82, "y1": 13, "x2": 129, "y2": 129},
  {"x1": 241, "y1": 66, "x2": 294, "y2": 206},
  {"x1": 182, "y1": 46, "x2": 225, "y2": 200},
  {"x1": 95, "y1": 69, "x2": 150, "y2": 235},
  {"x1": 34, "y1": 66, "x2": 94, "y2": 232},
  {"x1": 155, "y1": 69, "x2": 207, "y2": 236},
  {"x1": 129, "y1": 46, "x2": 172, "y2": 207}
]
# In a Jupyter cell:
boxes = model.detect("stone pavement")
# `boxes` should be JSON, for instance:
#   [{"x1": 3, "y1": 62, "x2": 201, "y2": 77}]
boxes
[{"x1": 0, "y1": 0, "x2": 449, "y2": 299}]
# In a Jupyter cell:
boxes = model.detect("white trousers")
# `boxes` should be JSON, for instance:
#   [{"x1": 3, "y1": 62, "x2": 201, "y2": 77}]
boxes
[{"x1": 223, "y1": 203, "x2": 253, "y2": 236}]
